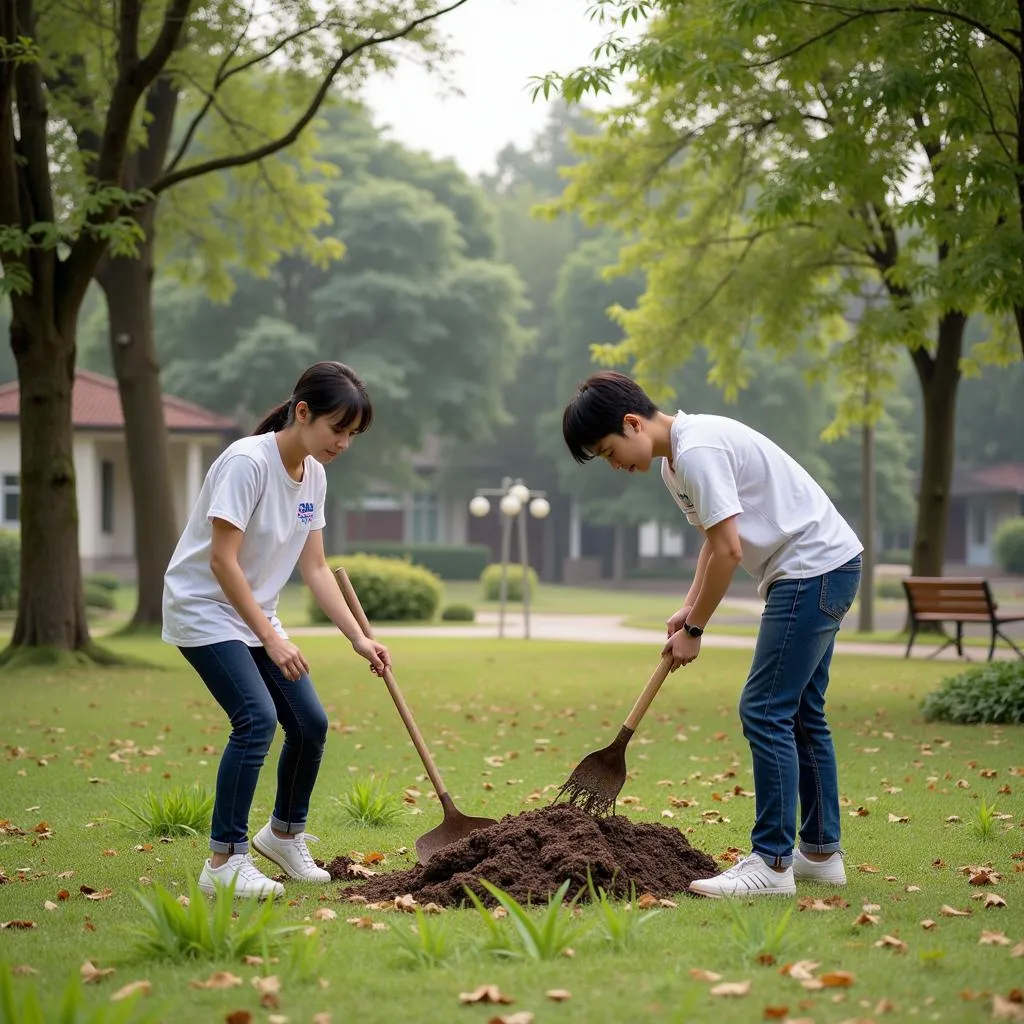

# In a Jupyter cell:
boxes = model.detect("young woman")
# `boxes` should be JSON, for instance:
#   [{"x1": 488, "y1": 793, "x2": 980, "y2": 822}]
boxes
[{"x1": 162, "y1": 361, "x2": 390, "y2": 898}]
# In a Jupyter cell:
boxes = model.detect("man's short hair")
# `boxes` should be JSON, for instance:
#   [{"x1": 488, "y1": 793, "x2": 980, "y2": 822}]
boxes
[{"x1": 562, "y1": 371, "x2": 658, "y2": 464}]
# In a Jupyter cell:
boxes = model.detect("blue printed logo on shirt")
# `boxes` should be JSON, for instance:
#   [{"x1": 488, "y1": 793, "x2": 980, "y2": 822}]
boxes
[{"x1": 297, "y1": 501, "x2": 315, "y2": 525}]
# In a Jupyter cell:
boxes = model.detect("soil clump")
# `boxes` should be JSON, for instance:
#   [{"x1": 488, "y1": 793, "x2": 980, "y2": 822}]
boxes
[{"x1": 325, "y1": 804, "x2": 718, "y2": 907}]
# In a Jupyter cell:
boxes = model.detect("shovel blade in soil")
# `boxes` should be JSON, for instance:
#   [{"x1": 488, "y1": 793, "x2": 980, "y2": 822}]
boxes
[
  {"x1": 554, "y1": 726, "x2": 633, "y2": 817},
  {"x1": 415, "y1": 809, "x2": 498, "y2": 864}
]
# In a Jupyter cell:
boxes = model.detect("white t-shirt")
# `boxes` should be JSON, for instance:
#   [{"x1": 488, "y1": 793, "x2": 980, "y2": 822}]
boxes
[
  {"x1": 661, "y1": 412, "x2": 862, "y2": 598},
  {"x1": 162, "y1": 432, "x2": 327, "y2": 647}
]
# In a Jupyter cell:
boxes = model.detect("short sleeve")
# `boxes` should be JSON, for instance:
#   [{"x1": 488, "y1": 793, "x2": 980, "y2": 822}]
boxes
[
  {"x1": 679, "y1": 447, "x2": 743, "y2": 530},
  {"x1": 207, "y1": 455, "x2": 263, "y2": 532},
  {"x1": 311, "y1": 463, "x2": 327, "y2": 531}
]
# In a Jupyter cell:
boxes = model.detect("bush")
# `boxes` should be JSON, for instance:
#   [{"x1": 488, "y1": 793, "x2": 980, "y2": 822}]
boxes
[
  {"x1": 84, "y1": 582, "x2": 116, "y2": 610},
  {"x1": 343, "y1": 542, "x2": 490, "y2": 580},
  {"x1": 0, "y1": 528, "x2": 17, "y2": 610},
  {"x1": 875, "y1": 577, "x2": 905, "y2": 600},
  {"x1": 441, "y1": 603, "x2": 476, "y2": 622},
  {"x1": 994, "y1": 517, "x2": 1024, "y2": 574},
  {"x1": 480, "y1": 563, "x2": 538, "y2": 602},
  {"x1": 84, "y1": 572, "x2": 121, "y2": 592},
  {"x1": 921, "y1": 660, "x2": 1024, "y2": 724},
  {"x1": 879, "y1": 549, "x2": 911, "y2": 566},
  {"x1": 312, "y1": 555, "x2": 442, "y2": 623}
]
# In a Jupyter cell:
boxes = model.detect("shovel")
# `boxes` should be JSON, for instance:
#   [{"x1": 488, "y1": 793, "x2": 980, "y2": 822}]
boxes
[
  {"x1": 334, "y1": 568, "x2": 497, "y2": 863},
  {"x1": 555, "y1": 654, "x2": 674, "y2": 817}
]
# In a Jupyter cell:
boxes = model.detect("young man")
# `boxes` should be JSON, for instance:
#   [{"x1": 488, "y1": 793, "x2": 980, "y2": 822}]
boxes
[{"x1": 563, "y1": 371, "x2": 863, "y2": 898}]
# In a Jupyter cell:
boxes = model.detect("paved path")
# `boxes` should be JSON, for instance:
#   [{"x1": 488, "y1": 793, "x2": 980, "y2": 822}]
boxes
[{"x1": 290, "y1": 611, "x2": 1021, "y2": 662}]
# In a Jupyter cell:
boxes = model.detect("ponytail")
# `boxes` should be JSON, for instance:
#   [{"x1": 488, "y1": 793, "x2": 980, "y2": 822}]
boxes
[{"x1": 253, "y1": 400, "x2": 292, "y2": 435}]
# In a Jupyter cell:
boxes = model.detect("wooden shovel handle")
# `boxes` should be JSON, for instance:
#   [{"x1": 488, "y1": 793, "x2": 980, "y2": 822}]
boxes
[
  {"x1": 334, "y1": 567, "x2": 449, "y2": 800},
  {"x1": 623, "y1": 654, "x2": 675, "y2": 732}
]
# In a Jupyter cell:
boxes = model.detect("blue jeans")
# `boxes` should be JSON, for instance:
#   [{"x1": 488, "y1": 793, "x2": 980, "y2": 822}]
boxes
[
  {"x1": 179, "y1": 641, "x2": 329, "y2": 855},
  {"x1": 739, "y1": 557, "x2": 862, "y2": 867}
]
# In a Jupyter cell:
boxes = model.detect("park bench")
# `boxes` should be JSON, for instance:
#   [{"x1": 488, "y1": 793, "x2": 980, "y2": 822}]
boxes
[{"x1": 902, "y1": 577, "x2": 1024, "y2": 662}]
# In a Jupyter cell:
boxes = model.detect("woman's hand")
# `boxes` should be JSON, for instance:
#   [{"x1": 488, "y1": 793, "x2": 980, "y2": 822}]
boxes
[
  {"x1": 265, "y1": 636, "x2": 310, "y2": 681},
  {"x1": 352, "y1": 635, "x2": 390, "y2": 676},
  {"x1": 666, "y1": 605, "x2": 692, "y2": 638}
]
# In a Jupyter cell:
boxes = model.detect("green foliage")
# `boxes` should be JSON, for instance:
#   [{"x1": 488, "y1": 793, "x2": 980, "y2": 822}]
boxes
[
  {"x1": 130, "y1": 874, "x2": 297, "y2": 962},
  {"x1": 587, "y1": 875, "x2": 661, "y2": 950},
  {"x1": 440, "y1": 603, "x2": 476, "y2": 622},
  {"x1": 921, "y1": 660, "x2": 1024, "y2": 725},
  {"x1": 334, "y1": 776, "x2": 404, "y2": 827},
  {"x1": 0, "y1": 962, "x2": 160, "y2": 1024},
  {"x1": 466, "y1": 879, "x2": 586, "y2": 961},
  {"x1": 313, "y1": 555, "x2": 442, "y2": 623},
  {"x1": 112, "y1": 785, "x2": 214, "y2": 838},
  {"x1": 83, "y1": 584, "x2": 116, "y2": 611},
  {"x1": 344, "y1": 543, "x2": 490, "y2": 580},
  {"x1": 390, "y1": 907, "x2": 453, "y2": 968},
  {"x1": 993, "y1": 518, "x2": 1024, "y2": 574},
  {"x1": 972, "y1": 799, "x2": 1000, "y2": 841},
  {"x1": 83, "y1": 572, "x2": 120, "y2": 592},
  {"x1": 480, "y1": 563, "x2": 538, "y2": 602},
  {"x1": 722, "y1": 899, "x2": 794, "y2": 963},
  {"x1": 875, "y1": 578, "x2": 905, "y2": 600},
  {"x1": 0, "y1": 530, "x2": 18, "y2": 611}
]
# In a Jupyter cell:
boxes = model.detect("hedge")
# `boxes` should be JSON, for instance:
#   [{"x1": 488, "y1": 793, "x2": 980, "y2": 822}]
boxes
[
  {"x1": 921, "y1": 660, "x2": 1024, "y2": 724},
  {"x1": 342, "y1": 543, "x2": 490, "y2": 580},
  {"x1": 480, "y1": 563, "x2": 538, "y2": 602},
  {"x1": 994, "y1": 518, "x2": 1024, "y2": 574},
  {"x1": 0, "y1": 529, "x2": 18, "y2": 610},
  {"x1": 84, "y1": 583, "x2": 116, "y2": 611},
  {"x1": 312, "y1": 554, "x2": 442, "y2": 623}
]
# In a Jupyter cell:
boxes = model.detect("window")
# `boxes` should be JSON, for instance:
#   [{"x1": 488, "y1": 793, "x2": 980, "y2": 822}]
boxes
[
  {"x1": 100, "y1": 460, "x2": 115, "y2": 535},
  {"x1": 410, "y1": 492, "x2": 438, "y2": 544},
  {"x1": 971, "y1": 504, "x2": 988, "y2": 547},
  {"x1": 1, "y1": 474, "x2": 18, "y2": 525}
]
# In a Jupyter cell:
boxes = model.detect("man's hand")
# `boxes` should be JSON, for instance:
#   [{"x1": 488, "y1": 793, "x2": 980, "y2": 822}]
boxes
[
  {"x1": 662, "y1": 629, "x2": 701, "y2": 671},
  {"x1": 265, "y1": 636, "x2": 310, "y2": 681},
  {"x1": 666, "y1": 605, "x2": 692, "y2": 638},
  {"x1": 352, "y1": 636, "x2": 390, "y2": 676}
]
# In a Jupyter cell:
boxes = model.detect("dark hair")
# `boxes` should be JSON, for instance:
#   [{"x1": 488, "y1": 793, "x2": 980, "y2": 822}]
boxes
[
  {"x1": 562, "y1": 370, "x2": 658, "y2": 464},
  {"x1": 253, "y1": 361, "x2": 373, "y2": 436}
]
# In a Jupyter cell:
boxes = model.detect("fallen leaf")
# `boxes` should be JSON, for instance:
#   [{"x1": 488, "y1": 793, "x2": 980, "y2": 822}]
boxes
[
  {"x1": 110, "y1": 980, "x2": 151, "y2": 1002},
  {"x1": 690, "y1": 969, "x2": 723, "y2": 982},
  {"x1": 658, "y1": 898, "x2": 678, "y2": 908},
  {"x1": 710, "y1": 981, "x2": 751, "y2": 997},
  {"x1": 487, "y1": 1015, "x2": 534, "y2": 1024},
  {"x1": 82, "y1": 887, "x2": 113, "y2": 901},
  {"x1": 857, "y1": 863, "x2": 880, "y2": 874},
  {"x1": 992, "y1": 994, "x2": 1024, "y2": 1021},
  {"x1": 345, "y1": 864, "x2": 376, "y2": 879},
  {"x1": 854, "y1": 912, "x2": 880, "y2": 926},
  {"x1": 945, "y1": 815, "x2": 961, "y2": 824},
  {"x1": 940, "y1": 904, "x2": 972, "y2": 917},
  {"x1": 905, "y1": 885, "x2": 922, "y2": 892},
  {"x1": 346, "y1": 916, "x2": 387, "y2": 931},
  {"x1": 394, "y1": 894, "x2": 418, "y2": 913},
  {"x1": 984, "y1": 893, "x2": 1008, "y2": 909},
  {"x1": 0, "y1": 920, "x2": 36, "y2": 930},
  {"x1": 459, "y1": 985, "x2": 514, "y2": 1005},
  {"x1": 189, "y1": 971, "x2": 242, "y2": 990},
  {"x1": 921, "y1": 919, "x2": 937, "y2": 930},
  {"x1": 43, "y1": 901, "x2": 58, "y2": 912},
  {"x1": 10, "y1": 966, "x2": 37, "y2": 976},
  {"x1": 224, "y1": 1013, "x2": 253, "y2": 1024},
  {"x1": 1012, "y1": 941, "x2": 1024, "y2": 957},
  {"x1": 887, "y1": 813, "x2": 910, "y2": 823},
  {"x1": 874, "y1": 935, "x2": 908, "y2": 953},
  {"x1": 820, "y1": 970, "x2": 856, "y2": 987},
  {"x1": 637, "y1": 893, "x2": 659, "y2": 910},
  {"x1": 875, "y1": 997, "x2": 898, "y2": 1014},
  {"x1": 252, "y1": 975, "x2": 281, "y2": 996},
  {"x1": 545, "y1": 989, "x2": 572, "y2": 1001},
  {"x1": 80, "y1": 961, "x2": 115, "y2": 984},
  {"x1": 980, "y1": 930, "x2": 1012, "y2": 946},
  {"x1": 780, "y1": 960, "x2": 819, "y2": 982},
  {"x1": 312, "y1": 908, "x2": 337, "y2": 921},
  {"x1": 763, "y1": 1007, "x2": 789, "y2": 1019}
]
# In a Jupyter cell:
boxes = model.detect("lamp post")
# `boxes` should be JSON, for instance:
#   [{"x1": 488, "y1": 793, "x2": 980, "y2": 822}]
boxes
[{"x1": 468, "y1": 477, "x2": 550, "y2": 639}]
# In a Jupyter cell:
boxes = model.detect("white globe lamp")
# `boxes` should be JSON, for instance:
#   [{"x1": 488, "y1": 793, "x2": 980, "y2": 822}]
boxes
[
  {"x1": 529, "y1": 497, "x2": 551, "y2": 519},
  {"x1": 499, "y1": 493, "x2": 522, "y2": 517},
  {"x1": 509, "y1": 482, "x2": 531, "y2": 504},
  {"x1": 469, "y1": 495, "x2": 491, "y2": 518}
]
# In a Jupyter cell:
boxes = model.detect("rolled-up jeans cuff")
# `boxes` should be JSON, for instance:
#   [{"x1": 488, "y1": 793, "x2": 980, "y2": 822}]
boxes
[
  {"x1": 209, "y1": 839, "x2": 249, "y2": 855},
  {"x1": 799, "y1": 841, "x2": 842, "y2": 855},
  {"x1": 270, "y1": 814, "x2": 305, "y2": 835}
]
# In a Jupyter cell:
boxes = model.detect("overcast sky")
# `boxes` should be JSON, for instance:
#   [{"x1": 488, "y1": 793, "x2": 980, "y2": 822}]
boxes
[{"x1": 360, "y1": 0, "x2": 615, "y2": 177}]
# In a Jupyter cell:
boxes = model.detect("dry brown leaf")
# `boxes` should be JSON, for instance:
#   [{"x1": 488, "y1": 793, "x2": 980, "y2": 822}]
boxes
[
  {"x1": 345, "y1": 863, "x2": 376, "y2": 879},
  {"x1": 224, "y1": 1013, "x2": 253, "y2": 1024},
  {"x1": 690, "y1": 969, "x2": 723, "y2": 982},
  {"x1": 658, "y1": 898, "x2": 678, "y2": 908},
  {"x1": 487, "y1": 1014, "x2": 534, "y2": 1024},
  {"x1": 637, "y1": 892, "x2": 659, "y2": 910},
  {"x1": 762, "y1": 1007, "x2": 789, "y2": 1019},
  {"x1": 312, "y1": 907, "x2": 337, "y2": 920},
  {"x1": 970, "y1": 869, "x2": 998, "y2": 885},
  {"x1": 394, "y1": 894, "x2": 418, "y2": 912},
  {"x1": 0, "y1": 920, "x2": 36, "y2": 930},
  {"x1": 874, "y1": 935, "x2": 908, "y2": 953},
  {"x1": 346, "y1": 916, "x2": 387, "y2": 931},
  {"x1": 854, "y1": 912, "x2": 881, "y2": 926},
  {"x1": 252, "y1": 976, "x2": 281, "y2": 996},
  {"x1": 42, "y1": 901, "x2": 58, "y2": 912},
  {"x1": 189, "y1": 971, "x2": 242, "y2": 990},
  {"x1": 10, "y1": 966, "x2": 37, "y2": 976},
  {"x1": 940, "y1": 904, "x2": 972, "y2": 917},
  {"x1": 83, "y1": 888, "x2": 113, "y2": 901},
  {"x1": 980, "y1": 930, "x2": 1012, "y2": 946},
  {"x1": 857, "y1": 864, "x2": 880, "y2": 874},
  {"x1": 875, "y1": 997, "x2": 898, "y2": 1014},
  {"x1": 798, "y1": 897, "x2": 837, "y2": 912},
  {"x1": 992, "y1": 994, "x2": 1024, "y2": 1021},
  {"x1": 709, "y1": 980, "x2": 751, "y2": 997},
  {"x1": 984, "y1": 893, "x2": 1008, "y2": 909},
  {"x1": 80, "y1": 961, "x2": 115, "y2": 984},
  {"x1": 311, "y1": 1015, "x2": 331, "y2": 1024},
  {"x1": 109, "y1": 980, "x2": 151, "y2": 1002},
  {"x1": 545, "y1": 989, "x2": 572, "y2": 1002},
  {"x1": 887, "y1": 813, "x2": 910, "y2": 823},
  {"x1": 905, "y1": 885, "x2": 922, "y2": 893},
  {"x1": 458, "y1": 985, "x2": 514, "y2": 1005},
  {"x1": 363, "y1": 851, "x2": 386, "y2": 865},
  {"x1": 921, "y1": 919, "x2": 937, "y2": 930},
  {"x1": 1012, "y1": 941, "x2": 1024, "y2": 957},
  {"x1": 780, "y1": 960, "x2": 819, "y2": 981},
  {"x1": 820, "y1": 970, "x2": 856, "y2": 987}
]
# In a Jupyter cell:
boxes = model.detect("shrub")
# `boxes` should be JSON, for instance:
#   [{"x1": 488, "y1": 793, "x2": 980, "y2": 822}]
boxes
[
  {"x1": 0, "y1": 528, "x2": 18, "y2": 610},
  {"x1": 84, "y1": 572, "x2": 121, "y2": 592},
  {"x1": 343, "y1": 542, "x2": 490, "y2": 580},
  {"x1": 879, "y1": 548, "x2": 911, "y2": 566},
  {"x1": 875, "y1": 577, "x2": 905, "y2": 600},
  {"x1": 994, "y1": 517, "x2": 1024, "y2": 574},
  {"x1": 921, "y1": 660, "x2": 1024, "y2": 724},
  {"x1": 83, "y1": 583, "x2": 116, "y2": 610},
  {"x1": 441, "y1": 603, "x2": 476, "y2": 622},
  {"x1": 311, "y1": 555, "x2": 442, "y2": 623},
  {"x1": 480, "y1": 563, "x2": 538, "y2": 602}
]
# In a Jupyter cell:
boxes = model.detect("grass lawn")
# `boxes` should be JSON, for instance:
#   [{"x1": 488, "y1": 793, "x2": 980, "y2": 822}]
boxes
[{"x1": 1, "y1": 637, "x2": 1021, "y2": 1024}]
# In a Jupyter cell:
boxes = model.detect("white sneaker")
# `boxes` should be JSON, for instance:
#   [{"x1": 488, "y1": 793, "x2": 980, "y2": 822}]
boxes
[
  {"x1": 252, "y1": 821, "x2": 331, "y2": 882},
  {"x1": 689, "y1": 854, "x2": 796, "y2": 898},
  {"x1": 793, "y1": 849, "x2": 847, "y2": 886},
  {"x1": 198, "y1": 853, "x2": 284, "y2": 899}
]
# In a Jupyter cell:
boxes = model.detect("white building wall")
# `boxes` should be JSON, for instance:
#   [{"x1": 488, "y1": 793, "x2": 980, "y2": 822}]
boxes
[{"x1": 0, "y1": 423, "x2": 19, "y2": 529}]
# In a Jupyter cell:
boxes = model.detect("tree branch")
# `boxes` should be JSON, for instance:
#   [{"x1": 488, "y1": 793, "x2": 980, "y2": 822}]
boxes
[
  {"x1": 13, "y1": 0, "x2": 54, "y2": 225},
  {"x1": 149, "y1": 0, "x2": 472, "y2": 196},
  {"x1": 47, "y1": 54, "x2": 103, "y2": 176},
  {"x1": 746, "y1": 12, "x2": 869, "y2": 68},
  {"x1": 0, "y1": 0, "x2": 22, "y2": 232}
]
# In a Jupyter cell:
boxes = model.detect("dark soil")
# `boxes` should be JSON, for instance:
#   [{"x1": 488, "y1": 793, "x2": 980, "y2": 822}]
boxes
[{"x1": 325, "y1": 805, "x2": 718, "y2": 907}]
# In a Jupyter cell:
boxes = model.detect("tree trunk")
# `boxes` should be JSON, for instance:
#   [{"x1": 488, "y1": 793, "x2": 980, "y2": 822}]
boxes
[
  {"x1": 96, "y1": 209, "x2": 180, "y2": 628},
  {"x1": 1, "y1": 313, "x2": 90, "y2": 659},
  {"x1": 909, "y1": 311, "x2": 966, "y2": 580}
]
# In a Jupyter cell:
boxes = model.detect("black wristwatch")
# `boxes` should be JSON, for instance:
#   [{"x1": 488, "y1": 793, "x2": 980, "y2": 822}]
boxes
[{"x1": 683, "y1": 621, "x2": 704, "y2": 638}]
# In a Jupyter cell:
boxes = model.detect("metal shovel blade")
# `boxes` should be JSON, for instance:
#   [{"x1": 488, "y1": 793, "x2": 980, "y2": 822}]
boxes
[
  {"x1": 414, "y1": 793, "x2": 498, "y2": 864},
  {"x1": 554, "y1": 725, "x2": 633, "y2": 817}
]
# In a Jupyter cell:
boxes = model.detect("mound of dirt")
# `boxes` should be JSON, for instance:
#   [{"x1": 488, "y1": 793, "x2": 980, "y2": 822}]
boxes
[{"x1": 325, "y1": 805, "x2": 718, "y2": 907}]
